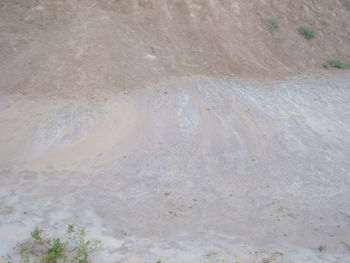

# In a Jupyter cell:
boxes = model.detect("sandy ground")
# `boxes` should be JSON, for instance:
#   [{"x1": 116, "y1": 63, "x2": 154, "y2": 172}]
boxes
[
  {"x1": 1, "y1": 74, "x2": 350, "y2": 263},
  {"x1": 1, "y1": 1, "x2": 350, "y2": 262}
]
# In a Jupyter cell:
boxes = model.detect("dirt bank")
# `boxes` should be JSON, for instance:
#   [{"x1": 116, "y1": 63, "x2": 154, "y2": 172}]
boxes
[{"x1": 1, "y1": 0, "x2": 350, "y2": 98}]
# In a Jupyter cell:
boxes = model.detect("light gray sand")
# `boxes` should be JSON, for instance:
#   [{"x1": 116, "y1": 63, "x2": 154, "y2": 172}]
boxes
[{"x1": 1, "y1": 75, "x2": 350, "y2": 262}]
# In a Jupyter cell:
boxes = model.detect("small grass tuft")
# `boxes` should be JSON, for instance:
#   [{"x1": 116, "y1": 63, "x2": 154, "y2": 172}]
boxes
[
  {"x1": 267, "y1": 18, "x2": 278, "y2": 30},
  {"x1": 298, "y1": 26, "x2": 315, "y2": 39},
  {"x1": 328, "y1": 59, "x2": 350, "y2": 69},
  {"x1": 318, "y1": 245, "x2": 327, "y2": 252},
  {"x1": 323, "y1": 59, "x2": 350, "y2": 69}
]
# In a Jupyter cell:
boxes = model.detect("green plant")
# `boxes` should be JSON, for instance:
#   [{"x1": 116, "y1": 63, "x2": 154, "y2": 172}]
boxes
[
  {"x1": 328, "y1": 59, "x2": 350, "y2": 69},
  {"x1": 31, "y1": 226, "x2": 46, "y2": 246},
  {"x1": 318, "y1": 245, "x2": 327, "y2": 252},
  {"x1": 45, "y1": 238, "x2": 66, "y2": 263},
  {"x1": 11, "y1": 224, "x2": 100, "y2": 263},
  {"x1": 30, "y1": 226, "x2": 66, "y2": 263},
  {"x1": 72, "y1": 228, "x2": 101, "y2": 263},
  {"x1": 298, "y1": 26, "x2": 315, "y2": 39},
  {"x1": 19, "y1": 248, "x2": 30, "y2": 263},
  {"x1": 323, "y1": 59, "x2": 350, "y2": 69},
  {"x1": 267, "y1": 18, "x2": 278, "y2": 30}
]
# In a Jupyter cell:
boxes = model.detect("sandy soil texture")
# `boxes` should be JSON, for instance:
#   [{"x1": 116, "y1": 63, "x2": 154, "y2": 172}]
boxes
[
  {"x1": 0, "y1": 0, "x2": 350, "y2": 98},
  {"x1": 1, "y1": 1, "x2": 350, "y2": 263},
  {"x1": 1, "y1": 74, "x2": 350, "y2": 263}
]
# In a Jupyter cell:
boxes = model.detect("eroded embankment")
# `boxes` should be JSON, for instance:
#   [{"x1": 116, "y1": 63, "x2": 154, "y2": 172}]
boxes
[{"x1": 1, "y1": 0, "x2": 350, "y2": 98}]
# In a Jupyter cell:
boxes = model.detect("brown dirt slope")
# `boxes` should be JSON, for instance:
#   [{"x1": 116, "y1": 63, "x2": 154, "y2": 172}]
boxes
[{"x1": 0, "y1": 0, "x2": 350, "y2": 98}]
